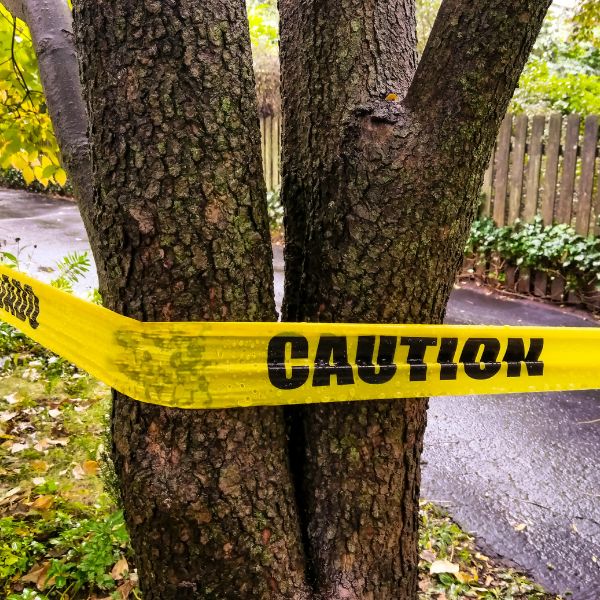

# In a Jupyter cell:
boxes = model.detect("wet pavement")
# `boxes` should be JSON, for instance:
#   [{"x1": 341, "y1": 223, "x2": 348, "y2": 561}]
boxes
[{"x1": 1, "y1": 188, "x2": 600, "y2": 598}]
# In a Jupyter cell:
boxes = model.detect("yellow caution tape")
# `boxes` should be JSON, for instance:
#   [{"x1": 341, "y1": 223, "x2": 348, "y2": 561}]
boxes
[{"x1": 0, "y1": 264, "x2": 599, "y2": 409}]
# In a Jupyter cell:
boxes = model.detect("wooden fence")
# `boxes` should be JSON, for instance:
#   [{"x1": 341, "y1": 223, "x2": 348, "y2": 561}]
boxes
[
  {"x1": 260, "y1": 113, "x2": 600, "y2": 235},
  {"x1": 481, "y1": 113, "x2": 599, "y2": 235},
  {"x1": 260, "y1": 115, "x2": 281, "y2": 192}
]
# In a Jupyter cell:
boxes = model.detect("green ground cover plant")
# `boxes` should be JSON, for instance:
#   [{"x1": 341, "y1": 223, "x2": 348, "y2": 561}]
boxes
[{"x1": 466, "y1": 217, "x2": 600, "y2": 298}]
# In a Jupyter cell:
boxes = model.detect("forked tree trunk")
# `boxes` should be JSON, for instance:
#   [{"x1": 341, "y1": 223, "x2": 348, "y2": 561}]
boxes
[
  {"x1": 72, "y1": 1, "x2": 309, "y2": 598},
  {"x1": 280, "y1": 0, "x2": 551, "y2": 597},
  {"x1": 8, "y1": 0, "x2": 552, "y2": 597}
]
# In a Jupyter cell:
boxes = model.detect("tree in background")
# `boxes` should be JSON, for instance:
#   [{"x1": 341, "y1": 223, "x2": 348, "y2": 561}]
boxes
[
  {"x1": 2, "y1": 0, "x2": 552, "y2": 598},
  {"x1": 0, "y1": 5, "x2": 66, "y2": 187},
  {"x1": 512, "y1": 4, "x2": 600, "y2": 114},
  {"x1": 572, "y1": 0, "x2": 600, "y2": 46}
]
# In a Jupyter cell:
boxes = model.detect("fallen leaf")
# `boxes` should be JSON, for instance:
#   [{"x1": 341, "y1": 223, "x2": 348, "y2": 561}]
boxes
[
  {"x1": 420, "y1": 549, "x2": 437, "y2": 562},
  {"x1": 430, "y1": 559, "x2": 460, "y2": 575},
  {"x1": 34, "y1": 439, "x2": 50, "y2": 452},
  {"x1": 116, "y1": 580, "x2": 136, "y2": 599},
  {"x1": 571, "y1": 522, "x2": 578, "y2": 533},
  {"x1": 48, "y1": 437, "x2": 69, "y2": 446},
  {"x1": 513, "y1": 523, "x2": 527, "y2": 532},
  {"x1": 111, "y1": 557, "x2": 130, "y2": 580},
  {"x1": 72, "y1": 464, "x2": 85, "y2": 480},
  {"x1": 4, "y1": 393, "x2": 19, "y2": 404},
  {"x1": 21, "y1": 562, "x2": 44, "y2": 583},
  {"x1": 455, "y1": 569, "x2": 478, "y2": 584},
  {"x1": 10, "y1": 442, "x2": 29, "y2": 453},
  {"x1": 32, "y1": 477, "x2": 46, "y2": 486},
  {"x1": 0, "y1": 411, "x2": 17, "y2": 422},
  {"x1": 31, "y1": 460, "x2": 49, "y2": 473},
  {"x1": 82, "y1": 460, "x2": 99, "y2": 476},
  {"x1": 47, "y1": 408, "x2": 61, "y2": 419},
  {"x1": 31, "y1": 495, "x2": 54, "y2": 511},
  {"x1": 385, "y1": 93, "x2": 398, "y2": 101},
  {"x1": 22, "y1": 561, "x2": 51, "y2": 588},
  {"x1": 0, "y1": 486, "x2": 22, "y2": 505}
]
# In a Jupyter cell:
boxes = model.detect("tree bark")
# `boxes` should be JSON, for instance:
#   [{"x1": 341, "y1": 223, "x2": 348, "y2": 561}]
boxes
[
  {"x1": 2, "y1": 0, "x2": 93, "y2": 224},
  {"x1": 71, "y1": 1, "x2": 309, "y2": 598},
  {"x1": 280, "y1": 0, "x2": 551, "y2": 597}
]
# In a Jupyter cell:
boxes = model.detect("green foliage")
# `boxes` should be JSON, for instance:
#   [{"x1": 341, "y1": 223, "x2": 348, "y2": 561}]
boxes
[
  {"x1": 267, "y1": 189, "x2": 283, "y2": 231},
  {"x1": 512, "y1": 46, "x2": 600, "y2": 114},
  {"x1": 247, "y1": 1, "x2": 278, "y2": 53},
  {"x1": 1, "y1": 509, "x2": 130, "y2": 598},
  {"x1": 0, "y1": 7, "x2": 66, "y2": 188},
  {"x1": 49, "y1": 251, "x2": 91, "y2": 293},
  {"x1": 572, "y1": 0, "x2": 600, "y2": 46},
  {"x1": 511, "y1": 8, "x2": 600, "y2": 114},
  {"x1": 416, "y1": 0, "x2": 441, "y2": 54},
  {"x1": 467, "y1": 217, "x2": 600, "y2": 293},
  {"x1": 0, "y1": 167, "x2": 71, "y2": 196}
]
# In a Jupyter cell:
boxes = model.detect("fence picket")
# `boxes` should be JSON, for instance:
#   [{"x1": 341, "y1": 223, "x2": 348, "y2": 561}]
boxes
[
  {"x1": 508, "y1": 115, "x2": 528, "y2": 222},
  {"x1": 576, "y1": 115, "x2": 599, "y2": 236},
  {"x1": 541, "y1": 113, "x2": 562, "y2": 225},
  {"x1": 523, "y1": 115, "x2": 545, "y2": 222},
  {"x1": 493, "y1": 114, "x2": 513, "y2": 225},
  {"x1": 264, "y1": 116, "x2": 273, "y2": 191},
  {"x1": 557, "y1": 113, "x2": 580, "y2": 224},
  {"x1": 481, "y1": 152, "x2": 494, "y2": 217}
]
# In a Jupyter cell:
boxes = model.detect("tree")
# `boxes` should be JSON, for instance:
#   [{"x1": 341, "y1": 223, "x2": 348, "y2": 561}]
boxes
[{"x1": 1, "y1": 0, "x2": 551, "y2": 598}]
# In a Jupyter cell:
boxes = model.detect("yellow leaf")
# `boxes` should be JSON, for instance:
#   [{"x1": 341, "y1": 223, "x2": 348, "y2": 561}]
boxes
[
  {"x1": 31, "y1": 460, "x2": 49, "y2": 473},
  {"x1": 455, "y1": 570, "x2": 478, "y2": 584},
  {"x1": 385, "y1": 93, "x2": 398, "y2": 101},
  {"x1": 10, "y1": 153, "x2": 28, "y2": 172},
  {"x1": 82, "y1": 459, "x2": 99, "y2": 476},
  {"x1": 54, "y1": 168, "x2": 67, "y2": 187},
  {"x1": 40, "y1": 154, "x2": 53, "y2": 169},
  {"x1": 33, "y1": 164, "x2": 50, "y2": 187},
  {"x1": 30, "y1": 495, "x2": 54, "y2": 511},
  {"x1": 22, "y1": 164, "x2": 35, "y2": 185}
]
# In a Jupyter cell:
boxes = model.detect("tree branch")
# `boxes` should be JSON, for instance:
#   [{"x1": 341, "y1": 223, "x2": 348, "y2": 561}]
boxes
[
  {"x1": 1, "y1": 0, "x2": 92, "y2": 218},
  {"x1": 406, "y1": 0, "x2": 551, "y2": 139}
]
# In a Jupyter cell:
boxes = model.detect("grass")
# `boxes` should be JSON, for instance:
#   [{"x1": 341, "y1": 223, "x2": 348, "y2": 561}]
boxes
[{"x1": 0, "y1": 322, "x2": 562, "y2": 600}]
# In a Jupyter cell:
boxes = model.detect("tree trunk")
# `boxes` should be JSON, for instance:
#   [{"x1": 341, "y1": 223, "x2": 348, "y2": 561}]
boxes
[
  {"x1": 22, "y1": 0, "x2": 555, "y2": 596},
  {"x1": 71, "y1": 1, "x2": 309, "y2": 598},
  {"x1": 3, "y1": 0, "x2": 93, "y2": 228},
  {"x1": 280, "y1": 0, "x2": 551, "y2": 597}
]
